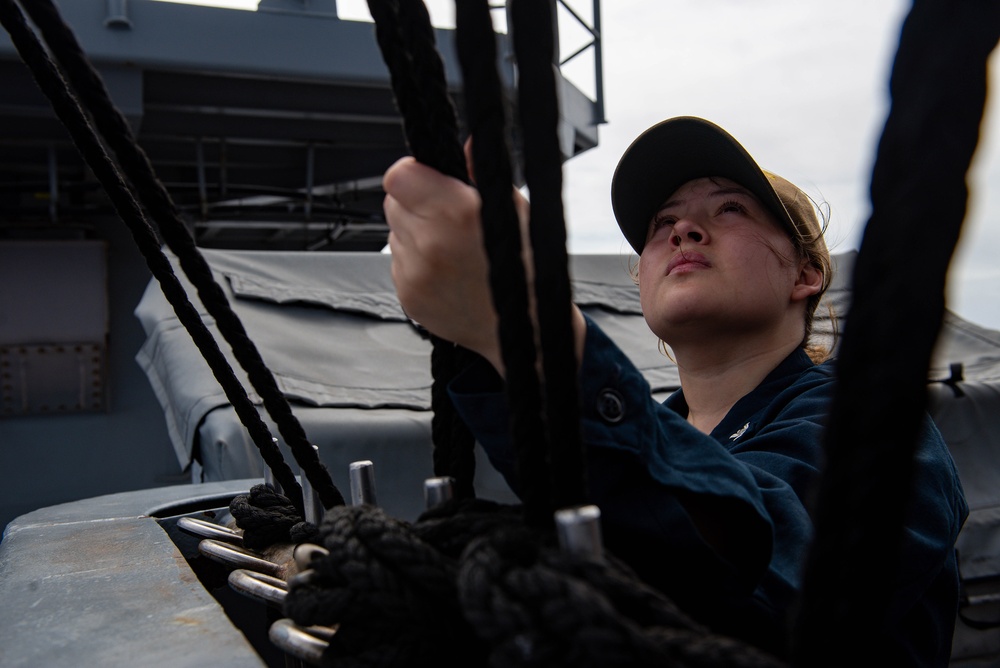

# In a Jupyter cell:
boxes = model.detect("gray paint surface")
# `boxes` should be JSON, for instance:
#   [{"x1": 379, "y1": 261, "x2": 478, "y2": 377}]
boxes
[{"x1": 0, "y1": 479, "x2": 267, "y2": 668}]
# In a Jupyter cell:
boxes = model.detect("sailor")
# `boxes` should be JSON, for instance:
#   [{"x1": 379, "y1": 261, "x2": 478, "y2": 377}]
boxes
[{"x1": 382, "y1": 116, "x2": 968, "y2": 665}]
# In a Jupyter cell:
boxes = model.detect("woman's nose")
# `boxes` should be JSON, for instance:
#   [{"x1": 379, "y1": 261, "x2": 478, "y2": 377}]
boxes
[{"x1": 670, "y1": 219, "x2": 705, "y2": 246}]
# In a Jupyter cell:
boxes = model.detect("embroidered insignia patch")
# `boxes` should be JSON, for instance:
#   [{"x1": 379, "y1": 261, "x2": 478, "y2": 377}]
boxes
[{"x1": 730, "y1": 422, "x2": 750, "y2": 441}]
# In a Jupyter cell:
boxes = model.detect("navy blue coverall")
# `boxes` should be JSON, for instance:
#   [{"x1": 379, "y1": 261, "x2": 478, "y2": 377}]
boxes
[{"x1": 449, "y1": 316, "x2": 969, "y2": 665}]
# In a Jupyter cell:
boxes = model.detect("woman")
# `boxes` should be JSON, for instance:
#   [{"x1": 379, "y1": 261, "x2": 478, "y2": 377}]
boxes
[{"x1": 383, "y1": 116, "x2": 967, "y2": 665}]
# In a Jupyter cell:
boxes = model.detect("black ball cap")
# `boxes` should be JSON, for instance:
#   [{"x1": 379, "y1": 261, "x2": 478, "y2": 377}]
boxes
[{"x1": 611, "y1": 116, "x2": 799, "y2": 254}]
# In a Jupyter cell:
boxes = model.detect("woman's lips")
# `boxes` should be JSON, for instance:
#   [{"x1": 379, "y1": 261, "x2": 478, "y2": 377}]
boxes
[{"x1": 666, "y1": 251, "x2": 711, "y2": 275}]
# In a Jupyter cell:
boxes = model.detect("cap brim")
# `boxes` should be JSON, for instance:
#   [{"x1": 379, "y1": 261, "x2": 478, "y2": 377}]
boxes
[{"x1": 611, "y1": 116, "x2": 794, "y2": 254}]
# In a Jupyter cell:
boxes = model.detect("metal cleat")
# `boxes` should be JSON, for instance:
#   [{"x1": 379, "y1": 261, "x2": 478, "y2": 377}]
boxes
[
  {"x1": 293, "y1": 543, "x2": 330, "y2": 571},
  {"x1": 176, "y1": 516, "x2": 244, "y2": 546},
  {"x1": 228, "y1": 568, "x2": 288, "y2": 608},
  {"x1": 269, "y1": 618, "x2": 337, "y2": 666},
  {"x1": 197, "y1": 538, "x2": 284, "y2": 577},
  {"x1": 286, "y1": 567, "x2": 316, "y2": 589}
]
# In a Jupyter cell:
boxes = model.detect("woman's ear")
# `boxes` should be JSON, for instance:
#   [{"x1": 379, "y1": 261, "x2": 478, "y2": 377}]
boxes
[{"x1": 791, "y1": 260, "x2": 823, "y2": 303}]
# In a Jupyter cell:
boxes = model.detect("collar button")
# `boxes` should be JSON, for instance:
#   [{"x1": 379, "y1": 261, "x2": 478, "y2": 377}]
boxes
[{"x1": 597, "y1": 388, "x2": 625, "y2": 424}]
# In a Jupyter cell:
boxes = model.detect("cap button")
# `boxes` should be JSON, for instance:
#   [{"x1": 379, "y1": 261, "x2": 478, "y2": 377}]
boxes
[{"x1": 596, "y1": 388, "x2": 625, "y2": 424}]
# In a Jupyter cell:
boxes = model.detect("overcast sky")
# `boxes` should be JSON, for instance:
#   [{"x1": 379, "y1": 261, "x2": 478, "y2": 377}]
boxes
[{"x1": 168, "y1": 0, "x2": 1000, "y2": 330}]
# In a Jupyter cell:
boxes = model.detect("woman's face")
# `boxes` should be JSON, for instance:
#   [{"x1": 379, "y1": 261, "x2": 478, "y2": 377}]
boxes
[{"x1": 637, "y1": 176, "x2": 813, "y2": 346}]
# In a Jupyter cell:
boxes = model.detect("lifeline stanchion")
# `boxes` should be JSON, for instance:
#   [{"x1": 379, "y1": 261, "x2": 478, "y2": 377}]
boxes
[
  {"x1": 349, "y1": 460, "x2": 377, "y2": 506},
  {"x1": 264, "y1": 438, "x2": 284, "y2": 495},
  {"x1": 555, "y1": 505, "x2": 603, "y2": 558},
  {"x1": 301, "y1": 446, "x2": 326, "y2": 525},
  {"x1": 424, "y1": 476, "x2": 455, "y2": 510}
]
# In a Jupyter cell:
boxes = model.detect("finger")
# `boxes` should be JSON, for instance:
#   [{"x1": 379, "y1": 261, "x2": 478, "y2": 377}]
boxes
[
  {"x1": 383, "y1": 155, "x2": 474, "y2": 217},
  {"x1": 386, "y1": 230, "x2": 406, "y2": 287},
  {"x1": 386, "y1": 227, "x2": 418, "y2": 301},
  {"x1": 383, "y1": 195, "x2": 412, "y2": 246}
]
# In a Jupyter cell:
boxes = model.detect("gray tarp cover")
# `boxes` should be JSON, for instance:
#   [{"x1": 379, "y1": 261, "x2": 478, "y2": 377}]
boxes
[{"x1": 134, "y1": 249, "x2": 1000, "y2": 661}]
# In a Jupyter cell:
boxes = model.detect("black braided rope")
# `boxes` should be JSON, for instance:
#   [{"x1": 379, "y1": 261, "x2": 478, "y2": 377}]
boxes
[
  {"x1": 230, "y1": 484, "x2": 318, "y2": 549},
  {"x1": 412, "y1": 497, "x2": 525, "y2": 559},
  {"x1": 458, "y1": 526, "x2": 787, "y2": 667},
  {"x1": 393, "y1": 0, "x2": 468, "y2": 180},
  {"x1": 792, "y1": 0, "x2": 1000, "y2": 664},
  {"x1": 284, "y1": 504, "x2": 487, "y2": 667},
  {"x1": 366, "y1": 0, "x2": 466, "y2": 181},
  {"x1": 0, "y1": 0, "x2": 307, "y2": 511},
  {"x1": 365, "y1": 0, "x2": 478, "y2": 500},
  {"x1": 509, "y1": 0, "x2": 587, "y2": 510},
  {"x1": 17, "y1": 0, "x2": 344, "y2": 511},
  {"x1": 286, "y1": 498, "x2": 784, "y2": 667},
  {"x1": 454, "y1": 0, "x2": 554, "y2": 529}
]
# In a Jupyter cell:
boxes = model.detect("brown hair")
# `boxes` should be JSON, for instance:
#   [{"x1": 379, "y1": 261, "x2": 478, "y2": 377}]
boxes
[{"x1": 767, "y1": 172, "x2": 833, "y2": 362}]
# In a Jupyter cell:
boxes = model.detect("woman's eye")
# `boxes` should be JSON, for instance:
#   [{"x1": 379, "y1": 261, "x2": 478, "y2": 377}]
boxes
[
  {"x1": 718, "y1": 200, "x2": 747, "y2": 215},
  {"x1": 651, "y1": 216, "x2": 675, "y2": 231}
]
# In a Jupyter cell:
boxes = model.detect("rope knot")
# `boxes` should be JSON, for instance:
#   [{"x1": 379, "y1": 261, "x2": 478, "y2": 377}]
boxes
[{"x1": 230, "y1": 483, "x2": 314, "y2": 549}]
